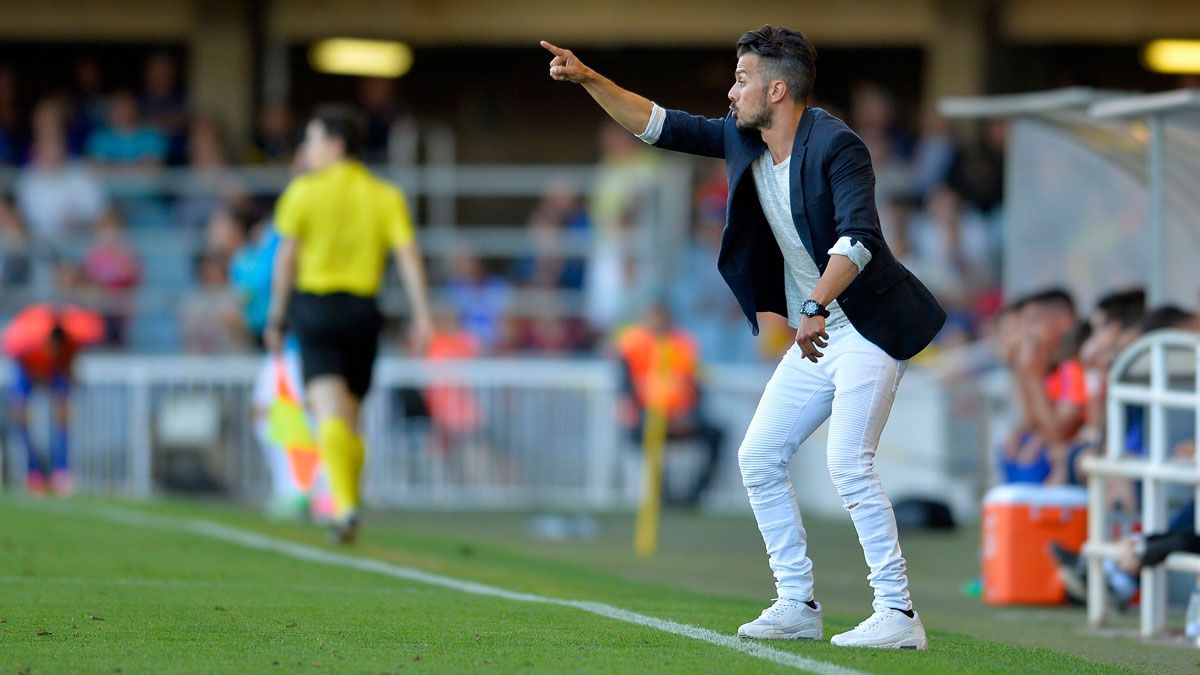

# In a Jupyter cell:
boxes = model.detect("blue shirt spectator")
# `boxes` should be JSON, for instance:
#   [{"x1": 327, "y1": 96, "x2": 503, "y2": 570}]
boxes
[
  {"x1": 86, "y1": 90, "x2": 167, "y2": 165},
  {"x1": 230, "y1": 228, "x2": 279, "y2": 340}
]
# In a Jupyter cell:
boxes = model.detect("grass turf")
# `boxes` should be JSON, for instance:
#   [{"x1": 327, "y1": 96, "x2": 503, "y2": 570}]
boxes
[{"x1": 0, "y1": 495, "x2": 1192, "y2": 673}]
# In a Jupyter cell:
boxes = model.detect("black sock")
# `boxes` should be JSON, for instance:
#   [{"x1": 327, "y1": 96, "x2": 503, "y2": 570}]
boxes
[
  {"x1": 891, "y1": 608, "x2": 915, "y2": 618},
  {"x1": 805, "y1": 600, "x2": 818, "y2": 610}
]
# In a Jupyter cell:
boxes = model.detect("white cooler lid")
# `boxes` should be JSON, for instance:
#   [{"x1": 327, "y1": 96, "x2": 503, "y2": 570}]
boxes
[{"x1": 983, "y1": 484, "x2": 1089, "y2": 508}]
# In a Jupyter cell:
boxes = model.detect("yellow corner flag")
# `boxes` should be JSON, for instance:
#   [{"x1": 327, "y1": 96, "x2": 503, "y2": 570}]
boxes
[{"x1": 266, "y1": 357, "x2": 322, "y2": 491}]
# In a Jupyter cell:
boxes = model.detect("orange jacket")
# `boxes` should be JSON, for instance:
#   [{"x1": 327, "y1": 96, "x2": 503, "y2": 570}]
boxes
[
  {"x1": 425, "y1": 330, "x2": 482, "y2": 433},
  {"x1": 616, "y1": 325, "x2": 699, "y2": 419}
]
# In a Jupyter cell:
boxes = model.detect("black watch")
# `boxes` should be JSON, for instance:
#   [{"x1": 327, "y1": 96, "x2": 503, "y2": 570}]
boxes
[{"x1": 801, "y1": 299, "x2": 830, "y2": 319}]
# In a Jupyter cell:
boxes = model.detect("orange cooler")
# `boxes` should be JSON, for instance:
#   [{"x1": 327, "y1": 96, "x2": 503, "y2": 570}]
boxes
[{"x1": 981, "y1": 484, "x2": 1089, "y2": 605}]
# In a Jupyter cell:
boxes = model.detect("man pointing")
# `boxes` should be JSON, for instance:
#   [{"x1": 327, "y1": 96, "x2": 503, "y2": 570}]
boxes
[{"x1": 543, "y1": 26, "x2": 945, "y2": 650}]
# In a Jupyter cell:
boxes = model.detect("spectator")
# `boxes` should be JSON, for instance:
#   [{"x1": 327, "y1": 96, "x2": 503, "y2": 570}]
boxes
[
  {"x1": 140, "y1": 53, "x2": 190, "y2": 163},
  {"x1": 179, "y1": 252, "x2": 251, "y2": 353},
  {"x1": 358, "y1": 77, "x2": 412, "y2": 163},
  {"x1": 671, "y1": 165, "x2": 756, "y2": 362},
  {"x1": 948, "y1": 118, "x2": 1007, "y2": 215},
  {"x1": 424, "y1": 306, "x2": 497, "y2": 484},
  {"x1": 228, "y1": 202, "x2": 278, "y2": 344},
  {"x1": 176, "y1": 115, "x2": 242, "y2": 230},
  {"x1": 615, "y1": 301, "x2": 723, "y2": 508},
  {"x1": 204, "y1": 200, "x2": 249, "y2": 264},
  {"x1": 910, "y1": 110, "x2": 958, "y2": 199},
  {"x1": 1052, "y1": 309, "x2": 1197, "y2": 608},
  {"x1": 511, "y1": 176, "x2": 587, "y2": 290},
  {"x1": 506, "y1": 303, "x2": 591, "y2": 356},
  {"x1": 0, "y1": 64, "x2": 24, "y2": 165},
  {"x1": 1116, "y1": 307, "x2": 1199, "y2": 459},
  {"x1": 68, "y1": 56, "x2": 107, "y2": 156},
  {"x1": 1077, "y1": 288, "x2": 1147, "y2": 444},
  {"x1": 443, "y1": 247, "x2": 512, "y2": 353},
  {"x1": 15, "y1": 99, "x2": 108, "y2": 244},
  {"x1": 244, "y1": 101, "x2": 299, "y2": 164},
  {"x1": 0, "y1": 196, "x2": 33, "y2": 288},
  {"x1": 849, "y1": 82, "x2": 910, "y2": 184},
  {"x1": 589, "y1": 119, "x2": 659, "y2": 239},
  {"x1": 586, "y1": 120, "x2": 660, "y2": 330},
  {"x1": 906, "y1": 184, "x2": 998, "y2": 328},
  {"x1": 1059, "y1": 294, "x2": 1193, "y2": 494},
  {"x1": 87, "y1": 89, "x2": 168, "y2": 166},
  {"x1": 999, "y1": 289, "x2": 1088, "y2": 484},
  {"x1": 51, "y1": 256, "x2": 86, "y2": 305},
  {"x1": 81, "y1": 211, "x2": 142, "y2": 346},
  {"x1": 1, "y1": 304, "x2": 104, "y2": 495}
]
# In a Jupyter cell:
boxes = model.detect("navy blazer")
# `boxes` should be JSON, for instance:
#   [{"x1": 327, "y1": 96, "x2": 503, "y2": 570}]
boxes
[{"x1": 653, "y1": 106, "x2": 946, "y2": 361}]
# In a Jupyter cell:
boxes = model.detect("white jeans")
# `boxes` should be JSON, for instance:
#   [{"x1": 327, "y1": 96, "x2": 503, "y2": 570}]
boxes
[{"x1": 739, "y1": 324, "x2": 912, "y2": 613}]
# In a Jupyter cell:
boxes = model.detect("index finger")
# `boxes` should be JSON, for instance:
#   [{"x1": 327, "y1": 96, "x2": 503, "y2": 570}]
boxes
[{"x1": 540, "y1": 41, "x2": 567, "y2": 56}]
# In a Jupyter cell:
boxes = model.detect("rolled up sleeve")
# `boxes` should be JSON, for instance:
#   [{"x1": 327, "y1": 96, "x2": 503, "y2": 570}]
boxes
[
  {"x1": 636, "y1": 104, "x2": 666, "y2": 145},
  {"x1": 828, "y1": 235, "x2": 873, "y2": 273},
  {"x1": 826, "y1": 129, "x2": 884, "y2": 268}
]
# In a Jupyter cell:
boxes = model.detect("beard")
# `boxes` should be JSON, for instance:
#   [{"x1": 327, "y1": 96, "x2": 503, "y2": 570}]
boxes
[{"x1": 735, "y1": 97, "x2": 773, "y2": 131}]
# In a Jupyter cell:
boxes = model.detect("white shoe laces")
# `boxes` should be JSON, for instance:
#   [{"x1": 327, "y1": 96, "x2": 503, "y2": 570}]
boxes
[
  {"x1": 760, "y1": 598, "x2": 806, "y2": 621},
  {"x1": 851, "y1": 610, "x2": 891, "y2": 633}
]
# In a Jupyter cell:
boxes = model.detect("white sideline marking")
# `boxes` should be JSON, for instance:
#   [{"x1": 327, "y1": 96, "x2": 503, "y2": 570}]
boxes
[{"x1": 21, "y1": 501, "x2": 865, "y2": 675}]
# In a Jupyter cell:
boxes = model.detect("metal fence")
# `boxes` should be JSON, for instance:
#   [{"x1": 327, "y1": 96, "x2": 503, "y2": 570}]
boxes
[
  {"x1": 2, "y1": 354, "x2": 991, "y2": 519},
  {"x1": 4, "y1": 356, "x2": 620, "y2": 509}
]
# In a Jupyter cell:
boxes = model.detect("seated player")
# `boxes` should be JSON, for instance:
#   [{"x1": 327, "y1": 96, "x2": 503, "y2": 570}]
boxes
[{"x1": 998, "y1": 289, "x2": 1088, "y2": 484}]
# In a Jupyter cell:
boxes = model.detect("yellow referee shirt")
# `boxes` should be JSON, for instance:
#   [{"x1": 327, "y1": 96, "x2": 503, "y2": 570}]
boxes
[{"x1": 274, "y1": 160, "x2": 415, "y2": 297}]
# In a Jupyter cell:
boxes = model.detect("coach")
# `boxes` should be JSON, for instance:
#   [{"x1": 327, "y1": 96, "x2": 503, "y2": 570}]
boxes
[{"x1": 544, "y1": 24, "x2": 945, "y2": 650}]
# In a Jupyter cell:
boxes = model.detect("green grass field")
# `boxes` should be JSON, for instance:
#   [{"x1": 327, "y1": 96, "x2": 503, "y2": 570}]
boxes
[{"x1": 1, "y1": 495, "x2": 1196, "y2": 674}]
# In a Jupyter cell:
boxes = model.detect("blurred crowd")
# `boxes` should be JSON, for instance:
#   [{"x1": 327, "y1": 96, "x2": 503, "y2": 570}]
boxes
[
  {"x1": 0, "y1": 49, "x2": 1015, "y2": 365},
  {"x1": 0, "y1": 54, "x2": 421, "y2": 351}
]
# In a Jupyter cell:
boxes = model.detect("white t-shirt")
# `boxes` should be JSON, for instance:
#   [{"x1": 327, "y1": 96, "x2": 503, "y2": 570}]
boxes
[
  {"x1": 15, "y1": 163, "x2": 108, "y2": 242},
  {"x1": 635, "y1": 103, "x2": 873, "y2": 327},
  {"x1": 751, "y1": 152, "x2": 848, "y2": 328}
]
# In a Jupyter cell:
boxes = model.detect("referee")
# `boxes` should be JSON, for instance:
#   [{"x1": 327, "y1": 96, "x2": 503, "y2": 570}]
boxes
[{"x1": 265, "y1": 105, "x2": 433, "y2": 544}]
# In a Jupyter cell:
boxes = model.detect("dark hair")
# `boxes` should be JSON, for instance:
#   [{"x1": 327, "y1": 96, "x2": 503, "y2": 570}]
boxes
[
  {"x1": 229, "y1": 200, "x2": 268, "y2": 238},
  {"x1": 311, "y1": 104, "x2": 365, "y2": 157},
  {"x1": 1135, "y1": 305, "x2": 1195, "y2": 335},
  {"x1": 736, "y1": 25, "x2": 817, "y2": 102},
  {"x1": 1095, "y1": 288, "x2": 1146, "y2": 329},
  {"x1": 48, "y1": 323, "x2": 67, "y2": 347},
  {"x1": 1025, "y1": 287, "x2": 1076, "y2": 315},
  {"x1": 1060, "y1": 320, "x2": 1092, "y2": 362}
]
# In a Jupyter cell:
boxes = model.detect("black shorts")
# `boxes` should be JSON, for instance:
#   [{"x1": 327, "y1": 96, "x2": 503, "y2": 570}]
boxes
[{"x1": 289, "y1": 292, "x2": 384, "y2": 399}]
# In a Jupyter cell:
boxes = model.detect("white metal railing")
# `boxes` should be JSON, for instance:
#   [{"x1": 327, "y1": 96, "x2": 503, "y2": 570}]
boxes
[
  {"x1": 1082, "y1": 330, "x2": 1200, "y2": 637},
  {"x1": 1, "y1": 354, "x2": 986, "y2": 516},
  {"x1": 45, "y1": 355, "x2": 624, "y2": 509}
]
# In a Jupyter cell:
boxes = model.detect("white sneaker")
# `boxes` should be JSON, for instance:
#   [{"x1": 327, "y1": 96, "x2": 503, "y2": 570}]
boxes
[
  {"x1": 737, "y1": 598, "x2": 823, "y2": 640},
  {"x1": 830, "y1": 609, "x2": 928, "y2": 650}
]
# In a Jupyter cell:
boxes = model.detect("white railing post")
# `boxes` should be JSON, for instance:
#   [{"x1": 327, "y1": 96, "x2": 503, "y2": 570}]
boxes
[
  {"x1": 584, "y1": 364, "x2": 620, "y2": 510},
  {"x1": 127, "y1": 364, "x2": 153, "y2": 499},
  {"x1": 1142, "y1": 342, "x2": 1170, "y2": 636},
  {"x1": 1086, "y1": 470, "x2": 1108, "y2": 626}
]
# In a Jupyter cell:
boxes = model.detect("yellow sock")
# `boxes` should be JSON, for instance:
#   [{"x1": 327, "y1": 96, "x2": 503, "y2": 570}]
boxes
[{"x1": 317, "y1": 417, "x2": 366, "y2": 518}]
